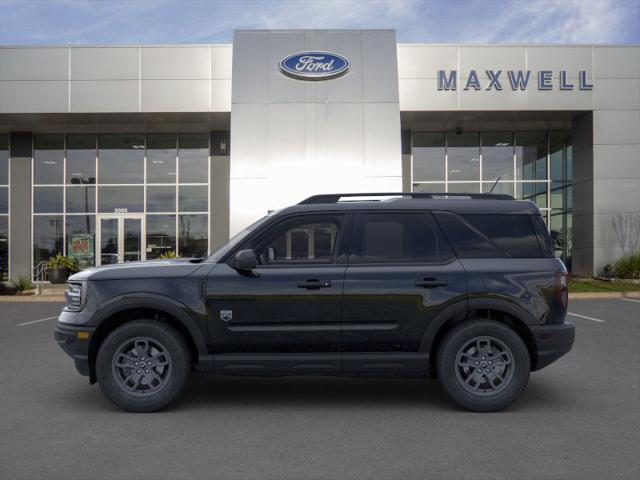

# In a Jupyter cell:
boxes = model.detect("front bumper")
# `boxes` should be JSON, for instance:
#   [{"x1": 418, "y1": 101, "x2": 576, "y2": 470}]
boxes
[
  {"x1": 54, "y1": 322, "x2": 96, "y2": 377},
  {"x1": 530, "y1": 321, "x2": 575, "y2": 371}
]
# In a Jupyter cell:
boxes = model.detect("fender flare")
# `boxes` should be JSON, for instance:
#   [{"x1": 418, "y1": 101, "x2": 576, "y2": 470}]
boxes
[
  {"x1": 419, "y1": 296, "x2": 537, "y2": 354},
  {"x1": 89, "y1": 293, "x2": 209, "y2": 358}
]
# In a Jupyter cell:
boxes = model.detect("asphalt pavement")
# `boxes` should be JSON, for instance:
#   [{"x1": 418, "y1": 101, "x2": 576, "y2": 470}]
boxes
[{"x1": 0, "y1": 298, "x2": 638, "y2": 480}]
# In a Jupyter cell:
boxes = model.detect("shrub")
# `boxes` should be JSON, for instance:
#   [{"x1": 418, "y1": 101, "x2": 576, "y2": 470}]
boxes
[
  {"x1": 613, "y1": 250, "x2": 640, "y2": 279},
  {"x1": 47, "y1": 253, "x2": 79, "y2": 273},
  {"x1": 158, "y1": 251, "x2": 180, "y2": 259},
  {"x1": 14, "y1": 276, "x2": 34, "y2": 292}
]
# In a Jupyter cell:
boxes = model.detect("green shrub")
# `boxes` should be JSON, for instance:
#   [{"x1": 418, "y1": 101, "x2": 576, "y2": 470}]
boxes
[
  {"x1": 158, "y1": 250, "x2": 180, "y2": 259},
  {"x1": 47, "y1": 253, "x2": 79, "y2": 273},
  {"x1": 14, "y1": 276, "x2": 34, "y2": 291},
  {"x1": 613, "y1": 250, "x2": 640, "y2": 279}
]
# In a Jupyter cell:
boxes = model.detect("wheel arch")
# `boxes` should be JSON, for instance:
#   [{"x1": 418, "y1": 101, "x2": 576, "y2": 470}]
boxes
[
  {"x1": 421, "y1": 297, "x2": 538, "y2": 374},
  {"x1": 87, "y1": 295, "x2": 208, "y2": 384}
]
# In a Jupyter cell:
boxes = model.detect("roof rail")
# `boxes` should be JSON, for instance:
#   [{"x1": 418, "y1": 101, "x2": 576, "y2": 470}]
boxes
[{"x1": 298, "y1": 192, "x2": 513, "y2": 205}]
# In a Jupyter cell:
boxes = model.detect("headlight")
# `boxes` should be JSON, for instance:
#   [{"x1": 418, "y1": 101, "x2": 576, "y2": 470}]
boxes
[{"x1": 65, "y1": 282, "x2": 85, "y2": 311}]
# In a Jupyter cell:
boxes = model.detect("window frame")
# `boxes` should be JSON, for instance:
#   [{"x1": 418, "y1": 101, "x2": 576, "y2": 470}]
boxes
[{"x1": 349, "y1": 210, "x2": 456, "y2": 266}]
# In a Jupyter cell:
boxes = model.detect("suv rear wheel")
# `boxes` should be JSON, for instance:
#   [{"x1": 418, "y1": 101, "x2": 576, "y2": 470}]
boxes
[
  {"x1": 96, "y1": 320, "x2": 190, "y2": 412},
  {"x1": 436, "y1": 319, "x2": 530, "y2": 412}
]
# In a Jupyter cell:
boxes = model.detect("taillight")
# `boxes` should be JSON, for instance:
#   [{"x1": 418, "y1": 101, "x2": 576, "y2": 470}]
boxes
[{"x1": 555, "y1": 272, "x2": 568, "y2": 310}]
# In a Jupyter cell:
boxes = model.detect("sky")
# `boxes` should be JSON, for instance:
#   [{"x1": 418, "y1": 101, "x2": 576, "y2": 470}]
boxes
[{"x1": 0, "y1": 0, "x2": 638, "y2": 45}]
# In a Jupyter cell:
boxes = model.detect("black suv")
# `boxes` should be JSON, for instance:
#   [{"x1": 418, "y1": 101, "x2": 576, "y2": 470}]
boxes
[{"x1": 55, "y1": 193, "x2": 574, "y2": 412}]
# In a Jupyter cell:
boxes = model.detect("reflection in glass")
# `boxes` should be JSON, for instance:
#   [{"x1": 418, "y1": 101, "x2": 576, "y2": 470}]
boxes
[
  {"x1": 179, "y1": 214, "x2": 208, "y2": 257},
  {"x1": 448, "y1": 132, "x2": 480, "y2": 181},
  {"x1": 517, "y1": 132, "x2": 547, "y2": 181},
  {"x1": 123, "y1": 218, "x2": 142, "y2": 262},
  {"x1": 66, "y1": 134, "x2": 96, "y2": 184},
  {"x1": 98, "y1": 186, "x2": 144, "y2": 213},
  {"x1": 147, "y1": 134, "x2": 177, "y2": 184},
  {"x1": 550, "y1": 132, "x2": 571, "y2": 182},
  {"x1": 98, "y1": 134, "x2": 144, "y2": 184},
  {"x1": 517, "y1": 182, "x2": 548, "y2": 208},
  {"x1": 147, "y1": 186, "x2": 176, "y2": 212},
  {"x1": 66, "y1": 215, "x2": 95, "y2": 269},
  {"x1": 482, "y1": 132, "x2": 514, "y2": 181},
  {"x1": 0, "y1": 134, "x2": 8, "y2": 185},
  {"x1": 34, "y1": 135, "x2": 64, "y2": 185},
  {"x1": 146, "y1": 215, "x2": 176, "y2": 259},
  {"x1": 100, "y1": 218, "x2": 118, "y2": 265},
  {"x1": 413, "y1": 133, "x2": 445, "y2": 182},
  {"x1": 482, "y1": 182, "x2": 514, "y2": 196},
  {"x1": 33, "y1": 215, "x2": 64, "y2": 272},
  {"x1": 34, "y1": 187, "x2": 63, "y2": 213},
  {"x1": 66, "y1": 186, "x2": 96, "y2": 213},
  {"x1": 0, "y1": 216, "x2": 7, "y2": 280},
  {"x1": 447, "y1": 183, "x2": 480, "y2": 194},
  {"x1": 413, "y1": 183, "x2": 446, "y2": 193},
  {"x1": 0, "y1": 187, "x2": 7, "y2": 214},
  {"x1": 178, "y1": 134, "x2": 208, "y2": 183},
  {"x1": 179, "y1": 185, "x2": 208, "y2": 212}
]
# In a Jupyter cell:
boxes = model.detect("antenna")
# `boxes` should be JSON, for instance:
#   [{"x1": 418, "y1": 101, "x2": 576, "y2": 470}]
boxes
[{"x1": 488, "y1": 176, "x2": 501, "y2": 193}]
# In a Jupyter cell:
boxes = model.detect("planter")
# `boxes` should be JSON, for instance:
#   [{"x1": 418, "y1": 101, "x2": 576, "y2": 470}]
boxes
[{"x1": 48, "y1": 267, "x2": 69, "y2": 284}]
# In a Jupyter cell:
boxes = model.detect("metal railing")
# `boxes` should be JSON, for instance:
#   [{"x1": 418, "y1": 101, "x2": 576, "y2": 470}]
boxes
[{"x1": 34, "y1": 261, "x2": 49, "y2": 295}]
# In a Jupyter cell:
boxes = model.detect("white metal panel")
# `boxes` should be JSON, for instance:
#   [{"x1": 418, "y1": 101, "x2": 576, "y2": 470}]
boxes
[
  {"x1": 70, "y1": 47, "x2": 139, "y2": 80},
  {"x1": 211, "y1": 79, "x2": 231, "y2": 112},
  {"x1": 397, "y1": 45, "x2": 458, "y2": 79},
  {"x1": 362, "y1": 30, "x2": 399, "y2": 103},
  {"x1": 593, "y1": 46, "x2": 640, "y2": 78},
  {"x1": 141, "y1": 79, "x2": 209, "y2": 112},
  {"x1": 594, "y1": 78, "x2": 640, "y2": 110},
  {"x1": 141, "y1": 46, "x2": 209, "y2": 80},
  {"x1": 593, "y1": 110, "x2": 640, "y2": 145},
  {"x1": 363, "y1": 102, "x2": 402, "y2": 177},
  {"x1": 0, "y1": 47, "x2": 69, "y2": 80},
  {"x1": 527, "y1": 46, "x2": 592, "y2": 73},
  {"x1": 398, "y1": 78, "x2": 457, "y2": 110},
  {"x1": 211, "y1": 46, "x2": 233, "y2": 79},
  {"x1": 459, "y1": 46, "x2": 526, "y2": 74},
  {"x1": 232, "y1": 31, "x2": 269, "y2": 104},
  {"x1": 229, "y1": 103, "x2": 269, "y2": 178},
  {"x1": 325, "y1": 30, "x2": 363, "y2": 103},
  {"x1": 268, "y1": 31, "x2": 306, "y2": 104},
  {"x1": 70, "y1": 80, "x2": 139, "y2": 112},
  {"x1": 0, "y1": 81, "x2": 68, "y2": 113}
]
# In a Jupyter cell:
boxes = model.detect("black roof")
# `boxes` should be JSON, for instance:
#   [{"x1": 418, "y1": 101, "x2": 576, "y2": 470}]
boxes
[{"x1": 276, "y1": 193, "x2": 541, "y2": 216}]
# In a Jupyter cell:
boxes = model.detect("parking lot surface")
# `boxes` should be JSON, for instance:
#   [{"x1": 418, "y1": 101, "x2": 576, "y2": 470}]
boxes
[{"x1": 1, "y1": 298, "x2": 639, "y2": 480}]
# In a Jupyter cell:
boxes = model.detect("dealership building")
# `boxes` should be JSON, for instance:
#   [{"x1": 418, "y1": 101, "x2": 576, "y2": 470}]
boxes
[{"x1": 0, "y1": 29, "x2": 638, "y2": 279}]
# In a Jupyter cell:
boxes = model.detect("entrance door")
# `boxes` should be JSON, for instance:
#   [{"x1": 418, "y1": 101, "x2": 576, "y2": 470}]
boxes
[{"x1": 98, "y1": 215, "x2": 145, "y2": 265}]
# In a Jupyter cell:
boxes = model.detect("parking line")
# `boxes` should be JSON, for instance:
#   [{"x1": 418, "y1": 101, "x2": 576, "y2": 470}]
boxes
[
  {"x1": 621, "y1": 298, "x2": 640, "y2": 304},
  {"x1": 16, "y1": 316, "x2": 59, "y2": 327},
  {"x1": 567, "y1": 312, "x2": 605, "y2": 323}
]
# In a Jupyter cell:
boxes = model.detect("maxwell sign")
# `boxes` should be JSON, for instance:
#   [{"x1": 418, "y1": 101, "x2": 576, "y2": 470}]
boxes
[{"x1": 279, "y1": 52, "x2": 350, "y2": 80}]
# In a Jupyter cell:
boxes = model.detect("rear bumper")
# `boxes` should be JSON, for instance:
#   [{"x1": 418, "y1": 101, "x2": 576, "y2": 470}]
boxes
[
  {"x1": 530, "y1": 321, "x2": 575, "y2": 371},
  {"x1": 54, "y1": 322, "x2": 96, "y2": 377}
]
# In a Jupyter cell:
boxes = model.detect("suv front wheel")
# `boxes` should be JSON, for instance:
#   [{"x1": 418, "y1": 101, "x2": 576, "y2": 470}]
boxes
[
  {"x1": 436, "y1": 319, "x2": 530, "y2": 412},
  {"x1": 96, "y1": 320, "x2": 191, "y2": 412}
]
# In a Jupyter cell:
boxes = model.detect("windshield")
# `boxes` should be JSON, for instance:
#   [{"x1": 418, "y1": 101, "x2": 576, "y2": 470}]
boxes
[{"x1": 206, "y1": 214, "x2": 273, "y2": 263}]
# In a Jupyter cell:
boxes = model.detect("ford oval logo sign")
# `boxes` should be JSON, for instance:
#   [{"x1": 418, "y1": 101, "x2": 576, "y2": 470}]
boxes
[{"x1": 279, "y1": 51, "x2": 350, "y2": 81}]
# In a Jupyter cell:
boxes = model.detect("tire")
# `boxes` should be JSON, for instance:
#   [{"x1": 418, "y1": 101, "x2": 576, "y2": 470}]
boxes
[
  {"x1": 436, "y1": 319, "x2": 530, "y2": 412},
  {"x1": 96, "y1": 320, "x2": 191, "y2": 412}
]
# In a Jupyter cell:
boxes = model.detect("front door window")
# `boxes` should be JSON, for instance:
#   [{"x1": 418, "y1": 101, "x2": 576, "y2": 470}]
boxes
[{"x1": 99, "y1": 216, "x2": 143, "y2": 265}]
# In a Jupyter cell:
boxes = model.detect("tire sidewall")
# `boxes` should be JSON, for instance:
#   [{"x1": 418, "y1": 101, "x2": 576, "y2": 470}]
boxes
[
  {"x1": 437, "y1": 320, "x2": 530, "y2": 412},
  {"x1": 96, "y1": 320, "x2": 190, "y2": 412}
]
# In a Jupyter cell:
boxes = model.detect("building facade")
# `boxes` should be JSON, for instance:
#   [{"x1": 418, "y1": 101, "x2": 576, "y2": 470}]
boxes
[{"x1": 0, "y1": 30, "x2": 638, "y2": 279}]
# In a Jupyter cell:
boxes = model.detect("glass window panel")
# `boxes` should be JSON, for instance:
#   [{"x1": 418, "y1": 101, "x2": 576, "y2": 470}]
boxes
[
  {"x1": 550, "y1": 182, "x2": 567, "y2": 209},
  {"x1": 517, "y1": 182, "x2": 548, "y2": 208},
  {"x1": 179, "y1": 214, "x2": 208, "y2": 257},
  {"x1": 0, "y1": 134, "x2": 8, "y2": 185},
  {"x1": 66, "y1": 215, "x2": 95, "y2": 269},
  {"x1": 147, "y1": 134, "x2": 177, "y2": 184},
  {"x1": 178, "y1": 133, "x2": 208, "y2": 183},
  {"x1": 413, "y1": 183, "x2": 446, "y2": 193},
  {"x1": 147, "y1": 185, "x2": 176, "y2": 212},
  {"x1": 412, "y1": 132, "x2": 445, "y2": 182},
  {"x1": 98, "y1": 134, "x2": 144, "y2": 184},
  {"x1": 66, "y1": 134, "x2": 96, "y2": 184},
  {"x1": 433, "y1": 212, "x2": 503, "y2": 258},
  {"x1": 516, "y1": 132, "x2": 547, "y2": 181},
  {"x1": 447, "y1": 132, "x2": 480, "y2": 181},
  {"x1": 550, "y1": 210, "x2": 566, "y2": 259},
  {"x1": 34, "y1": 186, "x2": 63, "y2": 213},
  {"x1": 179, "y1": 185, "x2": 207, "y2": 212},
  {"x1": 550, "y1": 131, "x2": 572, "y2": 182},
  {"x1": 98, "y1": 186, "x2": 143, "y2": 213},
  {"x1": 482, "y1": 132, "x2": 514, "y2": 181},
  {"x1": 33, "y1": 215, "x2": 64, "y2": 273},
  {"x1": 447, "y1": 183, "x2": 480, "y2": 193},
  {"x1": 34, "y1": 134, "x2": 64, "y2": 185},
  {"x1": 146, "y1": 214, "x2": 176, "y2": 260},
  {"x1": 481, "y1": 182, "x2": 513, "y2": 196},
  {"x1": 0, "y1": 187, "x2": 7, "y2": 214},
  {"x1": 123, "y1": 218, "x2": 142, "y2": 262},
  {"x1": 0, "y1": 216, "x2": 7, "y2": 280},
  {"x1": 461, "y1": 214, "x2": 541, "y2": 258},
  {"x1": 66, "y1": 186, "x2": 96, "y2": 213}
]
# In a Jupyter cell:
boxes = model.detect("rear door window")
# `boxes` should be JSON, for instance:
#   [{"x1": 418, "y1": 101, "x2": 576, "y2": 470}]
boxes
[
  {"x1": 461, "y1": 214, "x2": 542, "y2": 258},
  {"x1": 433, "y1": 211, "x2": 503, "y2": 258},
  {"x1": 354, "y1": 212, "x2": 454, "y2": 264}
]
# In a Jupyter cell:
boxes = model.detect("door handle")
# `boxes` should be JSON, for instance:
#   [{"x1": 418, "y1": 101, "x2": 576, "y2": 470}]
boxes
[
  {"x1": 415, "y1": 278, "x2": 448, "y2": 288},
  {"x1": 297, "y1": 279, "x2": 332, "y2": 289}
]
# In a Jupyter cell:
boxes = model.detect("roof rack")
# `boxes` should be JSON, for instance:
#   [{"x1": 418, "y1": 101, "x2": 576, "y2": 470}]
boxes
[{"x1": 298, "y1": 192, "x2": 513, "y2": 205}]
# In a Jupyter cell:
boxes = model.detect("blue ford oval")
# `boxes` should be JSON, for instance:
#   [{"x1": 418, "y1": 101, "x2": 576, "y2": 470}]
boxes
[{"x1": 279, "y1": 51, "x2": 350, "y2": 80}]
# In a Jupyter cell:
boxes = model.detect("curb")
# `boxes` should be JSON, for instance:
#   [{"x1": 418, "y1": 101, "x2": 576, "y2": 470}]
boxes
[
  {"x1": 569, "y1": 291, "x2": 640, "y2": 299},
  {"x1": 0, "y1": 295, "x2": 65, "y2": 302}
]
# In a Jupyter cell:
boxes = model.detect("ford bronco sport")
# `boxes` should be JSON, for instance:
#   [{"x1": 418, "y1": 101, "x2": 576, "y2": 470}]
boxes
[{"x1": 55, "y1": 192, "x2": 574, "y2": 412}]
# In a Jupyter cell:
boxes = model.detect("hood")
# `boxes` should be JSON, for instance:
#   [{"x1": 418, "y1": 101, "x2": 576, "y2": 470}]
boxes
[{"x1": 69, "y1": 258, "x2": 206, "y2": 281}]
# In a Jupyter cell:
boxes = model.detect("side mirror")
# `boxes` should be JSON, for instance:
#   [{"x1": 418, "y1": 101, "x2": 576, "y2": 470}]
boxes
[{"x1": 231, "y1": 249, "x2": 258, "y2": 271}]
